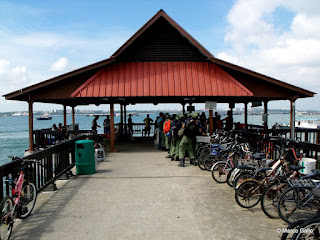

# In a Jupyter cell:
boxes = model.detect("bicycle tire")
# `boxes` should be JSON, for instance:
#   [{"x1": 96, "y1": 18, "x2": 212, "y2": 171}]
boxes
[
  {"x1": 277, "y1": 187, "x2": 318, "y2": 224},
  {"x1": 261, "y1": 181, "x2": 289, "y2": 219},
  {"x1": 233, "y1": 172, "x2": 255, "y2": 190},
  {"x1": 0, "y1": 196, "x2": 14, "y2": 240},
  {"x1": 18, "y1": 182, "x2": 37, "y2": 219},
  {"x1": 280, "y1": 219, "x2": 304, "y2": 240},
  {"x1": 226, "y1": 168, "x2": 235, "y2": 187},
  {"x1": 235, "y1": 180, "x2": 262, "y2": 208},
  {"x1": 204, "y1": 155, "x2": 216, "y2": 171},
  {"x1": 211, "y1": 161, "x2": 229, "y2": 183},
  {"x1": 198, "y1": 149, "x2": 210, "y2": 170},
  {"x1": 291, "y1": 216, "x2": 320, "y2": 239}
]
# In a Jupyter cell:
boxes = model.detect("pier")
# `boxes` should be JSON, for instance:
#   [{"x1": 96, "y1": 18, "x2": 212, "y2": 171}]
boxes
[
  {"x1": 2, "y1": 9, "x2": 318, "y2": 240},
  {"x1": 10, "y1": 141, "x2": 287, "y2": 240}
]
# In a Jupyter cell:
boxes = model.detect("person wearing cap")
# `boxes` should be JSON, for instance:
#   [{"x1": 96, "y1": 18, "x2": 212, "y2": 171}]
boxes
[
  {"x1": 163, "y1": 115, "x2": 172, "y2": 152},
  {"x1": 178, "y1": 115, "x2": 198, "y2": 167},
  {"x1": 157, "y1": 112, "x2": 165, "y2": 150}
]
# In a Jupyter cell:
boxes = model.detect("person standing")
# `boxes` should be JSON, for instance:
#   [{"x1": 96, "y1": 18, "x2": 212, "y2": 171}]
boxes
[
  {"x1": 128, "y1": 114, "x2": 133, "y2": 140},
  {"x1": 92, "y1": 116, "x2": 100, "y2": 141},
  {"x1": 163, "y1": 114, "x2": 172, "y2": 151},
  {"x1": 143, "y1": 114, "x2": 153, "y2": 137},
  {"x1": 224, "y1": 110, "x2": 233, "y2": 131},
  {"x1": 156, "y1": 112, "x2": 165, "y2": 150},
  {"x1": 168, "y1": 115, "x2": 181, "y2": 161},
  {"x1": 178, "y1": 115, "x2": 198, "y2": 167},
  {"x1": 103, "y1": 115, "x2": 111, "y2": 135},
  {"x1": 92, "y1": 116, "x2": 100, "y2": 131}
]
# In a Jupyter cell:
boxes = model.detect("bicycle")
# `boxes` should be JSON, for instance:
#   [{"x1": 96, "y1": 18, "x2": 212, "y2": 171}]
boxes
[
  {"x1": 277, "y1": 177, "x2": 320, "y2": 224},
  {"x1": 0, "y1": 157, "x2": 38, "y2": 240}
]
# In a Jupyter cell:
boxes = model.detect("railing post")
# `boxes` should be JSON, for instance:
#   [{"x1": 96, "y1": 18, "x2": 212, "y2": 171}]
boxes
[
  {"x1": 28, "y1": 100, "x2": 34, "y2": 153},
  {"x1": 290, "y1": 99, "x2": 296, "y2": 140}
]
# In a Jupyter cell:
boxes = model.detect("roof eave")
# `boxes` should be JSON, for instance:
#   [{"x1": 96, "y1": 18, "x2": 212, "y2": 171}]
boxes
[
  {"x1": 3, "y1": 58, "x2": 114, "y2": 100},
  {"x1": 209, "y1": 57, "x2": 315, "y2": 98}
]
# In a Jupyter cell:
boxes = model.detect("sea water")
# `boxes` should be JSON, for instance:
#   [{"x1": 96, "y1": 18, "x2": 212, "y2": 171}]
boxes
[{"x1": 0, "y1": 113, "x2": 318, "y2": 166}]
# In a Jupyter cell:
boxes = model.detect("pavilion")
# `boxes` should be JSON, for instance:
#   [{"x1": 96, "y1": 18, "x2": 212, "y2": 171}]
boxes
[{"x1": 3, "y1": 10, "x2": 315, "y2": 152}]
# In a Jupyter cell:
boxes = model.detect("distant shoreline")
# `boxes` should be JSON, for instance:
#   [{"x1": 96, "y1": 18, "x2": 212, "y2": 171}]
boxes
[{"x1": 1, "y1": 109, "x2": 320, "y2": 118}]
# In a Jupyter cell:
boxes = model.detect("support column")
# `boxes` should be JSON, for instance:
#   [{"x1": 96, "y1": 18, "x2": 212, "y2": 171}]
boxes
[
  {"x1": 290, "y1": 99, "x2": 296, "y2": 140},
  {"x1": 63, "y1": 105, "x2": 67, "y2": 126},
  {"x1": 120, "y1": 104, "x2": 123, "y2": 135},
  {"x1": 263, "y1": 101, "x2": 268, "y2": 132},
  {"x1": 244, "y1": 103, "x2": 248, "y2": 129},
  {"x1": 72, "y1": 106, "x2": 75, "y2": 125},
  {"x1": 209, "y1": 110, "x2": 214, "y2": 136},
  {"x1": 182, "y1": 103, "x2": 185, "y2": 114},
  {"x1": 28, "y1": 101, "x2": 34, "y2": 153},
  {"x1": 109, "y1": 103, "x2": 118, "y2": 152},
  {"x1": 124, "y1": 105, "x2": 127, "y2": 136}
]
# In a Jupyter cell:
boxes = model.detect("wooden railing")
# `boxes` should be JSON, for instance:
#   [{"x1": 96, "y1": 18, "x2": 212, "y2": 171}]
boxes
[
  {"x1": 115, "y1": 123, "x2": 156, "y2": 136},
  {"x1": 236, "y1": 130, "x2": 320, "y2": 168},
  {"x1": 0, "y1": 136, "x2": 85, "y2": 200}
]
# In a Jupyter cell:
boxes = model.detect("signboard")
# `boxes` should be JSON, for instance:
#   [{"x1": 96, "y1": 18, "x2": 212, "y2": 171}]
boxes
[{"x1": 205, "y1": 101, "x2": 217, "y2": 110}]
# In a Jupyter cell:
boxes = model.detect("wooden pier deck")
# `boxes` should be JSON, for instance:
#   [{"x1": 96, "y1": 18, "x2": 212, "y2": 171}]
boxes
[{"x1": 11, "y1": 141, "x2": 287, "y2": 240}]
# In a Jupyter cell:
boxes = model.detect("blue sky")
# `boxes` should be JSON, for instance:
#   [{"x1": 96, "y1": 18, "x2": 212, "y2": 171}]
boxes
[{"x1": 0, "y1": 0, "x2": 320, "y2": 112}]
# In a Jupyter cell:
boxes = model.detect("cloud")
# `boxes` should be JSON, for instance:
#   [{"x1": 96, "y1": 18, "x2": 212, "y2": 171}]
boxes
[
  {"x1": 50, "y1": 57, "x2": 69, "y2": 72},
  {"x1": 0, "y1": 60, "x2": 29, "y2": 93},
  {"x1": 218, "y1": 0, "x2": 320, "y2": 109}
]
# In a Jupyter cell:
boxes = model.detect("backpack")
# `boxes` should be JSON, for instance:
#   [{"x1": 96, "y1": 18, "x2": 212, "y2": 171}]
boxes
[
  {"x1": 185, "y1": 120, "x2": 198, "y2": 138},
  {"x1": 163, "y1": 120, "x2": 171, "y2": 134},
  {"x1": 171, "y1": 123, "x2": 180, "y2": 138}
]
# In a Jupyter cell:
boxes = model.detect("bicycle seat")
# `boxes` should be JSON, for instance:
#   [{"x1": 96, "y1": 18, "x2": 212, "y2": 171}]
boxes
[
  {"x1": 312, "y1": 188, "x2": 320, "y2": 198},
  {"x1": 253, "y1": 153, "x2": 266, "y2": 160},
  {"x1": 289, "y1": 165, "x2": 304, "y2": 171},
  {"x1": 259, "y1": 167, "x2": 272, "y2": 172},
  {"x1": 311, "y1": 169, "x2": 320, "y2": 176},
  {"x1": 237, "y1": 165, "x2": 256, "y2": 171}
]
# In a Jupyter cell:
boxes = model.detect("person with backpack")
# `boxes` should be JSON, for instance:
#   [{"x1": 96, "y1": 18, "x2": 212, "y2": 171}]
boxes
[
  {"x1": 163, "y1": 114, "x2": 172, "y2": 151},
  {"x1": 178, "y1": 114, "x2": 198, "y2": 167},
  {"x1": 167, "y1": 115, "x2": 181, "y2": 160},
  {"x1": 157, "y1": 112, "x2": 165, "y2": 150}
]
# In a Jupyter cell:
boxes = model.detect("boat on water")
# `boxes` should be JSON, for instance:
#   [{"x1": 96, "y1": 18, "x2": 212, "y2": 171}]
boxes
[
  {"x1": 36, "y1": 114, "x2": 52, "y2": 120},
  {"x1": 274, "y1": 119, "x2": 320, "y2": 129},
  {"x1": 296, "y1": 119, "x2": 319, "y2": 129}
]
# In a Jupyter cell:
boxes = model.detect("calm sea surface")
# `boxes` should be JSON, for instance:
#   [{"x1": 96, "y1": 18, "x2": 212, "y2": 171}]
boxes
[{"x1": 0, "y1": 113, "x2": 319, "y2": 166}]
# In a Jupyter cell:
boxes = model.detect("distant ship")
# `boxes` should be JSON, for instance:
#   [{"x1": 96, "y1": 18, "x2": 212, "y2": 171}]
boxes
[{"x1": 36, "y1": 114, "x2": 52, "y2": 120}]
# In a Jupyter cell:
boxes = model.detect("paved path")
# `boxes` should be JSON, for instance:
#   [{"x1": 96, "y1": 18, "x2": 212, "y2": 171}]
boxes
[{"x1": 11, "y1": 142, "x2": 287, "y2": 240}]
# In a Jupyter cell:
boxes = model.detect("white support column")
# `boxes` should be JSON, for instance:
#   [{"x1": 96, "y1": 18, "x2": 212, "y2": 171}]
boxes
[{"x1": 290, "y1": 99, "x2": 296, "y2": 140}]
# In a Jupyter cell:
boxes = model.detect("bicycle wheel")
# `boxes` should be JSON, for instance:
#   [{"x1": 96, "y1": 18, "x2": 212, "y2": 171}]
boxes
[
  {"x1": 0, "y1": 196, "x2": 14, "y2": 240},
  {"x1": 211, "y1": 161, "x2": 229, "y2": 183},
  {"x1": 233, "y1": 172, "x2": 254, "y2": 189},
  {"x1": 278, "y1": 187, "x2": 318, "y2": 224},
  {"x1": 280, "y1": 219, "x2": 304, "y2": 240},
  {"x1": 198, "y1": 149, "x2": 210, "y2": 170},
  {"x1": 235, "y1": 180, "x2": 262, "y2": 208},
  {"x1": 261, "y1": 181, "x2": 289, "y2": 219},
  {"x1": 226, "y1": 168, "x2": 235, "y2": 187},
  {"x1": 18, "y1": 182, "x2": 37, "y2": 219},
  {"x1": 291, "y1": 216, "x2": 320, "y2": 240},
  {"x1": 204, "y1": 155, "x2": 216, "y2": 171}
]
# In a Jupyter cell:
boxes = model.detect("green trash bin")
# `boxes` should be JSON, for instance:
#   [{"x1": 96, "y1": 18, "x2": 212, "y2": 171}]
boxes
[{"x1": 75, "y1": 140, "x2": 95, "y2": 175}]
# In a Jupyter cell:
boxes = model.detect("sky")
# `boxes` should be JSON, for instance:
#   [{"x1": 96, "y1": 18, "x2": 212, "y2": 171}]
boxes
[{"x1": 0, "y1": 0, "x2": 320, "y2": 112}]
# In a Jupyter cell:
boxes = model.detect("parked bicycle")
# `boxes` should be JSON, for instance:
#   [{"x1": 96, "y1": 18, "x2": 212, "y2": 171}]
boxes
[{"x1": 0, "y1": 157, "x2": 39, "y2": 240}]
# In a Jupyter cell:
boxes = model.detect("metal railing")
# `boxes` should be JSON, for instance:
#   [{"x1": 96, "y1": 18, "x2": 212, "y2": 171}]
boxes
[{"x1": 0, "y1": 136, "x2": 85, "y2": 200}]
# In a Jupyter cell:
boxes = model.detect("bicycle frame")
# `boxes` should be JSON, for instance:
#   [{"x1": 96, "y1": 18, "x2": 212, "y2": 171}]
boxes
[{"x1": 10, "y1": 168, "x2": 26, "y2": 215}]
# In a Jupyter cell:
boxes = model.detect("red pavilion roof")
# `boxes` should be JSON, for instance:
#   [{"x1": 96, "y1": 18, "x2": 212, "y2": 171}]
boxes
[{"x1": 71, "y1": 62, "x2": 253, "y2": 98}]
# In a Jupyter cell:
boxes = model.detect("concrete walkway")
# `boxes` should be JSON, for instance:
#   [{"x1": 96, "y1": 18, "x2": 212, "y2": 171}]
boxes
[{"x1": 11, "y1": 142, "x2": 287, "y2": 240}]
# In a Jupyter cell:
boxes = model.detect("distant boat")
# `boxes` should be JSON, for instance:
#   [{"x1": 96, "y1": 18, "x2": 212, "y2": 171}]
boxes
[
  {"x1": 295, "y1": 119, "x2": 319, "y2": 129},
  {"x1": 12, "y1": 112, "x2": 22, "y2": 116},
  {"x1": 37, "y1": 114, "x2": 52, "y2": 120}
]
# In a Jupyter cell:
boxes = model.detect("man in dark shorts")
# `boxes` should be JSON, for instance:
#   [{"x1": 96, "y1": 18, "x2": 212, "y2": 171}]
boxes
[{"x1": 143, "y1": 114, "x2": 153, "y2": 137}]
